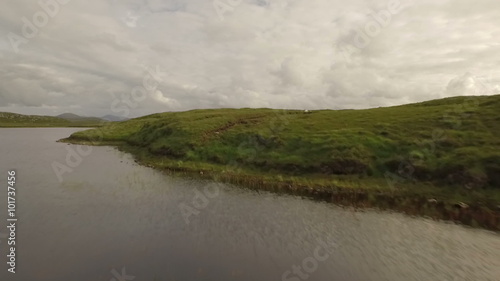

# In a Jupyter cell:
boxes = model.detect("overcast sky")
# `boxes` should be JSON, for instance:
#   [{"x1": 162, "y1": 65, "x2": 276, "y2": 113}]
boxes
[{"x1": 0, "y1": 0, "x2": 499, "y2": 118}]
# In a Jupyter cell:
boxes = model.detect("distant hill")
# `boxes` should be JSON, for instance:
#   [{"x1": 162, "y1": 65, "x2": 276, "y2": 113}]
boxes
[
  {"x1": 57, "y1": 113, "x2": 105, "y2": 123},
  {"x1": 0, "y1": 112, "x2": 103, "y2": 127},
  {"x1": 56, "y1": 113, "x2": 82, "y2": 120},
  {"x1": 101, "y1": 115, "x2": 129, "y2": 122},
  {"x1": 0, "y1": 112, "x2": 69, "y2": 127}
]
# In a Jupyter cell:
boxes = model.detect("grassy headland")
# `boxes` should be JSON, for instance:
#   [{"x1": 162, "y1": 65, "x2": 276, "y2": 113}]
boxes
[{"x1": 60, "y1": 95, "x2": 500, "y2": 230}]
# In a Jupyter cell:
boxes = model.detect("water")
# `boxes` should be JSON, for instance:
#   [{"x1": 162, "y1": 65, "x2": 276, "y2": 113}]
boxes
[{"x1": 0, "y1": 128, "x2": 499, "y2": 281}]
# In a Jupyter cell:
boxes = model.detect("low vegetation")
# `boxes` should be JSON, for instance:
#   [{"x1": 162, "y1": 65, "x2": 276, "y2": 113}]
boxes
[
  {"x1": 61, "y1": 95, "x2": 500, "y2": 230},
  {"x1": 0, "y1": 112, "x2": 105, "y2": 127}
]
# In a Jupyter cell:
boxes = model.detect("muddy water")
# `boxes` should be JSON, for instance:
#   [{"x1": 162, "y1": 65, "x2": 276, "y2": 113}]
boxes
[{"x1": 0, "y1": 128, "x2": 499, "y2": 281}]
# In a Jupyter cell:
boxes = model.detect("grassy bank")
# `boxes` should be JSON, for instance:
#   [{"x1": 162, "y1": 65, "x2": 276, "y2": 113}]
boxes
[{"x1": 60, "y1": 95, "x2": 500, "y2": 230}]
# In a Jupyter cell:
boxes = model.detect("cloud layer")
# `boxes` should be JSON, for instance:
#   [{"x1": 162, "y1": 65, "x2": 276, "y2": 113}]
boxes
[{"x1": 1, "y1": 0, "x2": 499, "y2": 117}]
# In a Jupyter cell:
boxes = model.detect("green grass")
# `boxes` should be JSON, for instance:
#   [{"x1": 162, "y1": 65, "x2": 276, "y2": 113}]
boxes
[
  {"x1": 60, "y1": 95, "x2": 500, "y2": 229},
  {"x1": 0, "y1": 112, "x2": 105, "y2": 127}
]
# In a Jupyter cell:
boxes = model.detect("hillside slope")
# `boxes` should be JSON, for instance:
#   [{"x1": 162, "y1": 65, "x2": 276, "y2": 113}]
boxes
[
  {"x1": 62, "y1": 95, "x2": 500, "y2": 228},
  {"x1": 66, "y1": 95, "x2": 500, "y2": 188}
]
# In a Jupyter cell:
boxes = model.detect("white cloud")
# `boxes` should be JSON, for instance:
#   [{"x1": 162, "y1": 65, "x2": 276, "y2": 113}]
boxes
[
  {"x1": 0, "y1": 0, "x2": 499, "y2": 117},
  {"x1": 446, "y1": 72, "x2": 500, "y2": 96}
]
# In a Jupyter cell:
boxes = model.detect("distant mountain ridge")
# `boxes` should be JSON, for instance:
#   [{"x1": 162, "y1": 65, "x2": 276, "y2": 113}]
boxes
[
  {"x1": 0, "y1": 112, "x2": 105, "y2": 127},
  {"x1": 56, "y1": 113, "x2": 82, "y2": 120},
  {"x1": 56, "y1": 113, "x2": 104, "y2": 123},
  {"x1": 0, "y1": 112, "x2": 67, "y2": 127},
  {"x1": 56, "y1": 113, "x2": 128, "y2": 122}
]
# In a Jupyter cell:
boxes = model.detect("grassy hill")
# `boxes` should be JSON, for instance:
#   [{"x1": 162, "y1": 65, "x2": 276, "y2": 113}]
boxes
[
  {"x1": 0, "y1": 112, "x2": 106, "y2": 127},
  {"x1": 0, "y1": 112, "x2": 70, "y2": 127},
  {"x1": 61, "y1": 95, "x2": 500, "y2": 229},
  {"x1": 57, "y1": 113, "x2": 105, "y2": 124}
]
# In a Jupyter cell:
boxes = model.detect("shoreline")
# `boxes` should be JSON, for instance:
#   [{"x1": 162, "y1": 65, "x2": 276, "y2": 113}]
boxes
[{"x1": 59, "y1": 137, "x2": 500, "y2": 231}]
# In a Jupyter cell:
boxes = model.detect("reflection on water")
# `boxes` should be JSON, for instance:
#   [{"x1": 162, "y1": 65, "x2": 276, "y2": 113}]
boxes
[{"x1": 0, "y1": 128, "x2": 499, "y2": 281}]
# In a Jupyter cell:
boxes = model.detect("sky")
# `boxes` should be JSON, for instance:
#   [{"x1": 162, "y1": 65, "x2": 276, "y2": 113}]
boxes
[{"x1": 0, "y1": 0, "x2": 499, "y2": 118}]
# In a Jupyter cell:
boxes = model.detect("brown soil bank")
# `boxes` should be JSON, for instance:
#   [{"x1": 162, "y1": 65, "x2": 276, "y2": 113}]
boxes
[{"x1": 118, "y1": 147, "x2": 500, "y2": 232}]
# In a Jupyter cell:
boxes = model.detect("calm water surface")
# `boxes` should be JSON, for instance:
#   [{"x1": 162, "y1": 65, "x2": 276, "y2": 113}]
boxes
[{"x1": 0, "y1": 128, "x2": 499, "y2": 281}]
